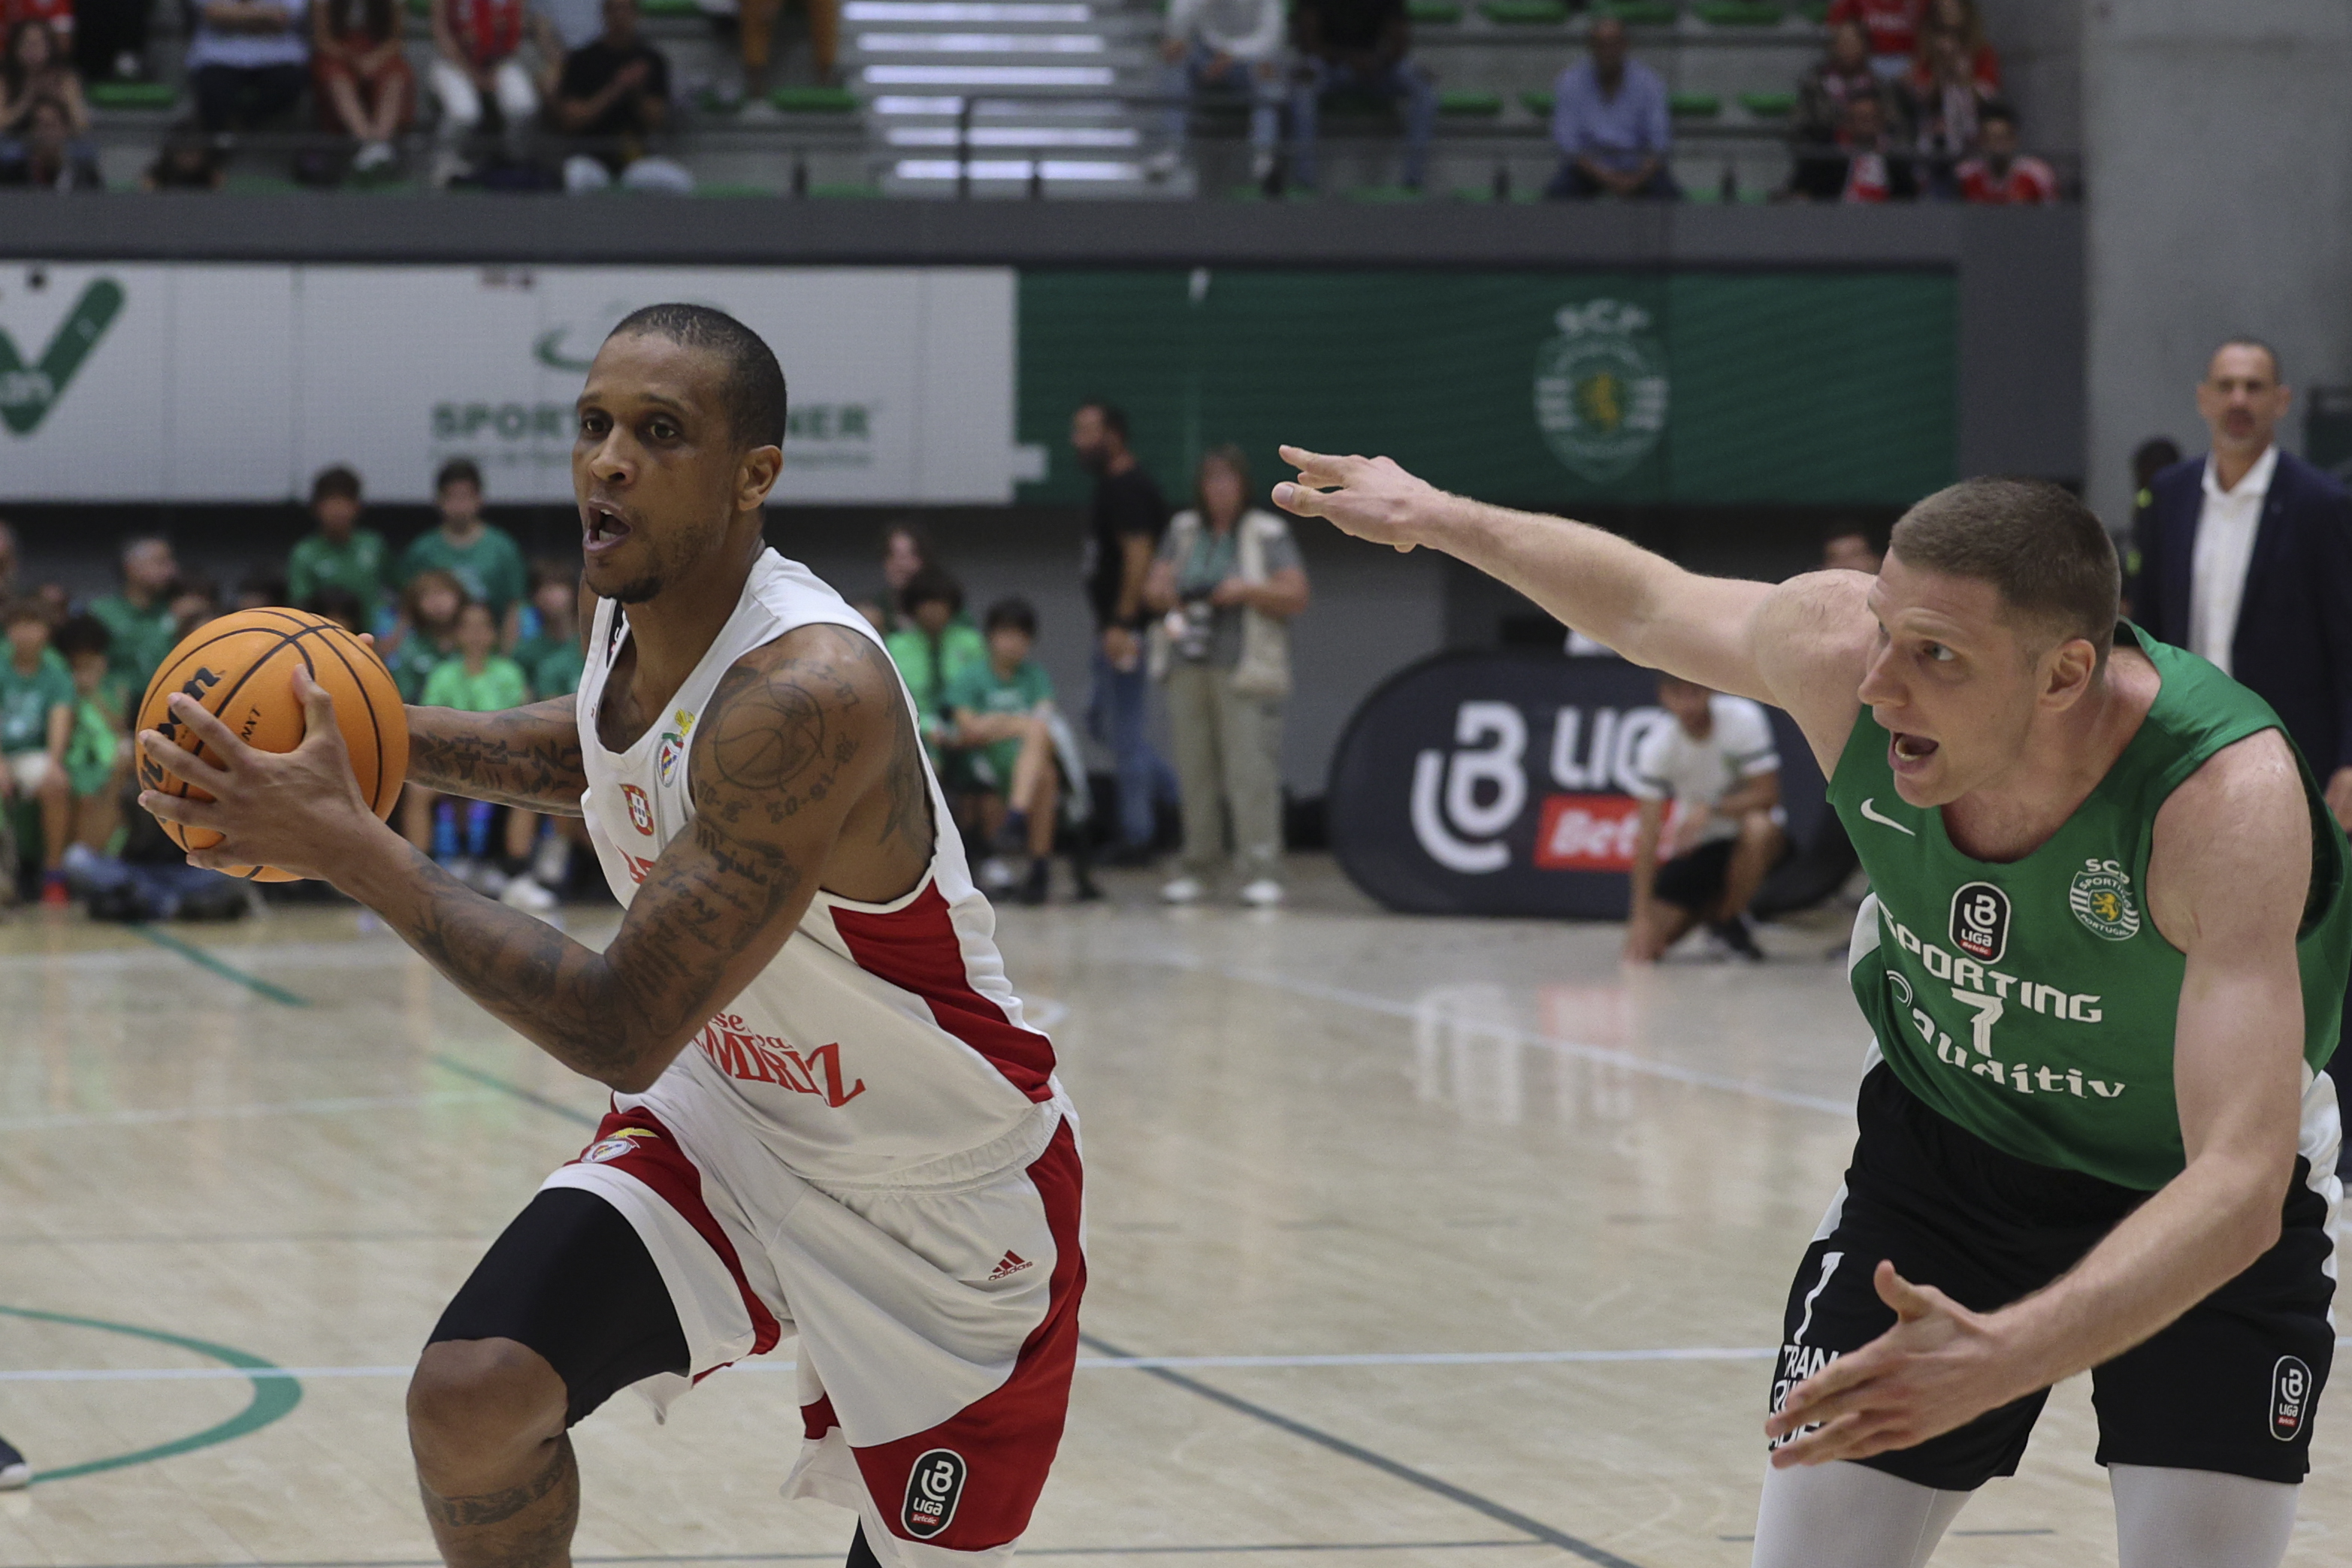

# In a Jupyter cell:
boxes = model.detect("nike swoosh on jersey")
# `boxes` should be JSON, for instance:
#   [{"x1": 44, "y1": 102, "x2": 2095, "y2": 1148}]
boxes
[{"x1": 1858, "y1": 797, "x2": 1915, "y2": 835}]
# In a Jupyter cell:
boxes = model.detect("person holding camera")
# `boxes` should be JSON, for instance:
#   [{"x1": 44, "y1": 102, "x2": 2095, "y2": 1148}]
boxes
[{"x1": 1144, "y1": 444, "x2": 1310, "y2": 908}]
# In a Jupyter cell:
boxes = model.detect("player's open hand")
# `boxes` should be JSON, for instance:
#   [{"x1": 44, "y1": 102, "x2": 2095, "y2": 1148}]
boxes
[
  {"x1": 1271, "y1": 446, "x2": 1447, "y2": 553},
  {"x1": 137, "y1": 666, "x2": 379, "y2": 882},
  {"x1": 1764, "y1": 1261, "x2": 2032, "y2": 1467}
]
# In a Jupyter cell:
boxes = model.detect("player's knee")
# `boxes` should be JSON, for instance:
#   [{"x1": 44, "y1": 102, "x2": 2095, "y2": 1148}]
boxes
[{"x1": 407, "y1": 1337, "x2": 567, "y2": 1470}]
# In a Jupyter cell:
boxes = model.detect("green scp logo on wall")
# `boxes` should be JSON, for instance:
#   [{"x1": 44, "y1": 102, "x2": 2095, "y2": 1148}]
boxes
[
  {"x1": 0, "y1": 279, "x2": 126, "y2": 436},
  {"x1": 1532, "y1": 298, "x2": 1669, "y2": 483}
]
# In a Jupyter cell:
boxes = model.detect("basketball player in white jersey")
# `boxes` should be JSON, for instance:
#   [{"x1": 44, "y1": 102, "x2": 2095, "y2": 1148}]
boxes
[{"x1": 137, "y1": 306, "x2": 1084, "y2": 1568}]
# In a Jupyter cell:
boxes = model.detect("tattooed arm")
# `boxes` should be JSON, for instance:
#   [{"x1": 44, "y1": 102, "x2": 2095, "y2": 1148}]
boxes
[
  {"x1": 140, "y1": 624, "x2": 930, "y2": 1092},
  {"x1": 405, "y1": 698, "x2": 589, "y2": 814}
]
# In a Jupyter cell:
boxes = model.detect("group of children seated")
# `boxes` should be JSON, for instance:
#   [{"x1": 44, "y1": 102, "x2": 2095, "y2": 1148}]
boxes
[{"x1": 867, "y1": 563, "x2": 1100, "y2": 908}]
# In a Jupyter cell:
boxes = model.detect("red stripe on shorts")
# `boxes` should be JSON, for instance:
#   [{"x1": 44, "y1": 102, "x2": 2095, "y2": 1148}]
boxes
[
  {"x1": 829, "y1": 1118, "x2": 1087, "y2": 1551},
  {"x1": 573, "y1": 1107, "x2": 783, "y2": 1358},
  {"x1": 830, "y1": 883, "x2": 1058, "y2": 1102}
]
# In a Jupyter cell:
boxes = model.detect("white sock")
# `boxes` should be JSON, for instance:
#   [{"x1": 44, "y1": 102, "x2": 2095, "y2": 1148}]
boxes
[
  {"x1": 1752, "y1": 1459, "x2": 1970, "y2": 1568},
  {"x1": 2110, "y1": 1463, "x2": 2298, "y2": 1568}
]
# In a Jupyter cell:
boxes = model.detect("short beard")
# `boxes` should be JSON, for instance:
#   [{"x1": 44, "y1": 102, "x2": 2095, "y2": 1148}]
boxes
[{"x1": 607, "y1": 571, "x2": 666, "y2": 604}]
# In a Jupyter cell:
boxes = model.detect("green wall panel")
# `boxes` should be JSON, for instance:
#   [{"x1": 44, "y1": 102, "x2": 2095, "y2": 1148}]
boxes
[{"x1": 1015, "y1": 268, "x2": 1955, "y2": 511}]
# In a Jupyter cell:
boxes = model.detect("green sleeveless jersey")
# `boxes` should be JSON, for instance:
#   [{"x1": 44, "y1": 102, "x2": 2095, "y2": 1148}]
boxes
[{"x1": 1829, "y1": 624, "x2": 2352, "y2": 1191}]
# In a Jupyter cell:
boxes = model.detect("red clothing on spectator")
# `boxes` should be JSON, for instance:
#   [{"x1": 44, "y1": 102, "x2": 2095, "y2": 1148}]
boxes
[
  {"x1": 1909, "y1": 41, "x2": 2000, "y2": 98},
  {"x1": 1957, "y1": 153, "x2": 2056, "y2": 204},
  {"x1": 314, "y1": 41, "x2": 414, "y2": 128},
  {"x1": 1827, "y1": 0, "x2": 1919, "y2": 61},
  {"x1": 1, "y1": 0, "x2": 74, "y2": 36},
  {"x1": 447, "y1": 0, "x2": 525, "y2": 65}
]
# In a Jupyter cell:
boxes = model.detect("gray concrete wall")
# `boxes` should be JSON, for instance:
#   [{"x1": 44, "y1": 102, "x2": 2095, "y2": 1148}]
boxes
[
  {"x1": 2084, "y1": 1, "x2": 2352, "y2": 525},
  {"x1": 1979, "y1": 0, "x2": 2082, "y2": 160}
]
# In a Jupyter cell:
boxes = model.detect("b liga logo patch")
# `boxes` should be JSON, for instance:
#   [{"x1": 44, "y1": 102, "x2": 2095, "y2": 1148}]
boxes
[
  {"x1": 2272, "y1": 1356, "x2": 2314, "y2": 1442},
  {"x1": 902, "y1": 1449, "x2": 966, "y2": 1539},
  {"x1": 1948, "y1": 881, "x2": 2010, "y2": 964}
]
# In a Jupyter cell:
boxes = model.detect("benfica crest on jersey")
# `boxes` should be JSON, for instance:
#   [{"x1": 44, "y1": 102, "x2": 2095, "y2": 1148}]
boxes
[{"x1": 621, "y1": 784, "x2": 655, "y2": 836}]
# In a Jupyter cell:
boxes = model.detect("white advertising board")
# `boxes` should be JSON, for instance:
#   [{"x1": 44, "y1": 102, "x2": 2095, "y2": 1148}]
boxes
[{"x1": 0, "y1": 262, "x2": 1025, "y2": 504}]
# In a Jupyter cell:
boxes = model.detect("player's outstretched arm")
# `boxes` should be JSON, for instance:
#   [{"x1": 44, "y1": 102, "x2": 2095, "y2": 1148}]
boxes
[
  {"x1": 1766, "y1": 731, "x2": 2312, "y2": 1465},
  {"x1": 1272, "y1": 446, "x2": 1872, "y2": 764},
  {"x1": 404, "y1": 697, "x2": 589, "y2": 814},
  {"x1": 141, "y1": 624, "x2": 915, "y2": 1092}
]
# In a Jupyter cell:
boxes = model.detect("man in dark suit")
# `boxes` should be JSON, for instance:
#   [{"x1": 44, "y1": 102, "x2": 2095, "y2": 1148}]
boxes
[{"x1": 2133, "y1": 338, "x2": 2352, "y2": 1172}]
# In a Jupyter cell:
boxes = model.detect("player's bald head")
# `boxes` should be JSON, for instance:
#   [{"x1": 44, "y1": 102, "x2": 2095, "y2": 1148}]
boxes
[{"x1": 606, "y1": 304, "x2": 789, "y2": 454}]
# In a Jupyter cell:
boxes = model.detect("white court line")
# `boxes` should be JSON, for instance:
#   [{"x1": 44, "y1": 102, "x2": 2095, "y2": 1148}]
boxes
[
  {"x1": 0, "y1": 1089, "x2": 500, "y2": 1132},
  {"x1": 1156, "y1": 956, "x2": 1855, "y2": 1116}
]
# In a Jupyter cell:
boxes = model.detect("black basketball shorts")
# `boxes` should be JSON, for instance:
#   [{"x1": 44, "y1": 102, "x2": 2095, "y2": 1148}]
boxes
[
  {"x1": 1768, "y1": 1062, "x2": 2335, "y2": 1489},
  {"x1": 1652, "y1": 838, "x2": 1737, "y2": 912}
]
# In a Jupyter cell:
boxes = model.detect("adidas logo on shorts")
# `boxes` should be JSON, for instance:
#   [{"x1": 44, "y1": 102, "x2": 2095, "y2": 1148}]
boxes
[{"x1": 987, "y1": 1250, "x2": 1034, "y2": 1281}]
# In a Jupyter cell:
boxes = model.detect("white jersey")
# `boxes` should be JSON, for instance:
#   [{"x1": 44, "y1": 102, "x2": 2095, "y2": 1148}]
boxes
[
  {"x1": 576, "y1": 549, "x2": 1065, "y2": 1191},
  {"x1": 1626, "y1": 694, "x2": 1780, "y2": 844}
]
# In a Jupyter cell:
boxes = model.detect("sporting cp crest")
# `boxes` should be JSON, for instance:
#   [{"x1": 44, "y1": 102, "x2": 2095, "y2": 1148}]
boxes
[
  {"x1": 1531, "y1": 298, "x2": 1670, "y2": 483},
  {"x1": 2068, "y1": 857, "x2": 2141, "y2": 941}
]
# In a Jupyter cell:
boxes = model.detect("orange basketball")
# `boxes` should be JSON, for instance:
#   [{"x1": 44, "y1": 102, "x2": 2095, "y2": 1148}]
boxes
[{"x1": 136, "y1": 607, "x2": 410, "y2": 883}]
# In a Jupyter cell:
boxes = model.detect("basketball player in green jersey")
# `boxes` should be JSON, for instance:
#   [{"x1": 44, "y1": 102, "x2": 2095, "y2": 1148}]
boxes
[{"x1": 1274, "y1": 453, "x2": 2349, "y2": 1568}]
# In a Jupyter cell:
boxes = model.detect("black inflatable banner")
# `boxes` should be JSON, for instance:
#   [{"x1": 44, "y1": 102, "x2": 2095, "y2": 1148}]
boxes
[{"x1": 1326, "y1": 650, "x2": 1827, "y2": 918}]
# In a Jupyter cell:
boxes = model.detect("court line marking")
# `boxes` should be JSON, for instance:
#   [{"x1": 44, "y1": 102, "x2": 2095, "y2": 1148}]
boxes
[
  {"x1": 0, "y1": 1347, "x2": 1786, "y2": 1384},
  {"x1": 39, "y1": 1546, "x2": 1547, "y2": 1568},
  {"x1": 129, "y1": 923, "x2": 310, "y2": 1006},
  {"x1": 0, "y1": 1304, "x2": 301, "y2": 1483},
  {"x1": 1080, "y1": 1331, "x2": 1646, "y2": 1568},
  {"x1": 1153, "y1": 956, "x2": 1854, "y2": 1116},
  {"x1": 0, "y1": 1089, "x2": 497, "y2": 1132}
]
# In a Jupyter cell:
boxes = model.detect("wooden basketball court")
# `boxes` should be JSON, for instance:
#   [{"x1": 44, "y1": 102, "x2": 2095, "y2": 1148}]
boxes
[{"x1": 2, "y1": 864, "x2": 2344, "y2": 1567}]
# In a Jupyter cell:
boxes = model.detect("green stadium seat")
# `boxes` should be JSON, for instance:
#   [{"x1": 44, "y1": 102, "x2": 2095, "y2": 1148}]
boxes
[
  {"x1": 1519, "y1": 90, "x2": 1554, "y2": 117},
  {"x1": 1407, "y1": 0, "x2": 1464, "y2": 20},
  {"x1": 1478, "y1": 0, "x2": 1568, "y2": 23},
  {"x1": 810, "y1": 181, "x2": 881, "y2": 198},
  {"x1": 639, "y1": 0, "x2": 699, "y2": 14},
  {"x1": 1592, "y1": 1, "x2": 1678, "y2": 23},
  {"x1": 88, "y1": 80, "x2": 178, "y2": 109},
  {"x1": 1669, "y1": 91, "x2": 1721, "y2": 116},
  {"x1": 770, "y1": 84, "x2": 859, "y2": 113},
  {"x1": 1438, "y1": 89, "x2": 1503, "y2": 115},
  {"x1": 1739, "y1": 90, "x2": 1797, "y2": 116},
  {"x1": 1695, "y1": 2, "x2": 1783, "y2": 23}
]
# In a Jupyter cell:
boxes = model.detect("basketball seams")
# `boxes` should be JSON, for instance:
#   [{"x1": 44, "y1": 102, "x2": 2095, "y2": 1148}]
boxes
[{"x1": 137, "y1": 610, "x2": 407, "y2": 882}]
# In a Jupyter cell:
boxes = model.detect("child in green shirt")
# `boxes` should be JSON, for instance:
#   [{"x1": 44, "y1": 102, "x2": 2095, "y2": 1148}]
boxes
[
  {"x1": 411, "y1": 600, "x2": 556, "y2": 913},
  {"x1": 50, "y1": 615, "x2": 132, "y2": 865},
  {"x1": 0, "y1": 600, "x2": 74, "y2": 899},
  {"x1": 942, "y1": 598, "x2": 1096, "y2": 905},
  {"x1": 882, "y1": 566, "x2": 987, "y2": 768}
]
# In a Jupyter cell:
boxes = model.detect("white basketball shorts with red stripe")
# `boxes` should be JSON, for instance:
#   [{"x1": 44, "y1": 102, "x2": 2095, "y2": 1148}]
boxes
[{"x1": 540, "y1": 1085, "x2": 1086, "y2": 1567}]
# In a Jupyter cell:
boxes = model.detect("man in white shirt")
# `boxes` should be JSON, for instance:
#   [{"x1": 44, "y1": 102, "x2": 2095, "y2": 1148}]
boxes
[
  {"x1": 2183, "y1": 345, "x2": 2288, "y2": 677},
  {"x1": 1150, "y1": 0, "x2": 1285, "y2": 183},
  {"x1": 1624, "y1": 672, "x2": 1785, "y2": 963}
]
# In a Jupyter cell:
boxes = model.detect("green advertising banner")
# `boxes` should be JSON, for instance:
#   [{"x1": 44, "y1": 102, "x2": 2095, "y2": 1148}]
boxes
[{"x1": 1015, "y1": 269, "x2": 1956, "y2": 510}]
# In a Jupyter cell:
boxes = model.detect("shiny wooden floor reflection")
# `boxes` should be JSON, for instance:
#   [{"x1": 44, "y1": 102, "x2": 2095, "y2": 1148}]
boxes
[{"x1": 0, "y1": 860, "x2": 2342, "y2": 1568}]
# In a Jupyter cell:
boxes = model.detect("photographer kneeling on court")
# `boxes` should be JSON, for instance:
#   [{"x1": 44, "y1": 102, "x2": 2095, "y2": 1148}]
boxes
[{"x1": 1624, "y1": 672, "x2": 1786, "y2": 962}]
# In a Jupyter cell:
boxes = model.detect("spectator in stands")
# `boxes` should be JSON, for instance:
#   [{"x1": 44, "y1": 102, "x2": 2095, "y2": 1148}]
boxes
[
  {"x1": 168, "y1": 573, "x2": 221, "y2": 639},
  {"x1": 510, "y1": 557, "x2": 583, "y2": 699},
  {"x1": 86, "y1": 536, "x2": 179, "y2": 691},
  {"x1": 1820, "y1": 525, "x2": 1882, "y2": 575},
  {"x1": 144, "y1": 126, "x2": 225, "y2": 187},
  {"x1": 2, "y1": 18, "x2": 89, "y2": 137},
  {"x1": 1544, "y1": 15, "x2": 1674, "y2": 201},
  {"x1": 736, "y1": 0, "x2": 837, "y2": 97},
  {"x1": 427, "y1": 0, "x2": 555, "y2": 182},
  {"x1": 1909, "y1": 0, "x2": 1997, "y2": 98},
  {"x1": 307, "y1": 584, "x2": 367, "y2": 635},
  {"x1": 1825, "y1": 0, "x2": 1918, "y2": 80},
  {"x1": 0, "y1": 521, "x2": 16, "y2": 601},
  {"x1": 552, "y1": 0, "x2": 690, "y2": 192},
  {"x1": 878, "y1": 520, "x2": 934, "y2": 633},
  {"x1": 0, "y1": 92, "x2": 98, "y2": 185},
  {"x1": 884, "y1": 564, "x2": 986, "y2": 769},
  {"x1": 49, "y1": 613, "x2": 130, "y2": 874},
  {"x1": 942, "y1": 597, "x2": 1096, "y2": 905},
  {"x1": 1072, "y1": 398, "x2": 1176, "y2": 864},
  {"x1": 1624, "y1": 672, "x2": 1785, "y2": 963},
  {"x1": 412, "y1": 598, "x2": 558, "y2": 908},
  {"x1": 1150, "y1": 0, "x2": 1284, "y2": 185},
  {"x1": 386, "y1": 566, "x2": 465, "y2": 700},
  {"x1": 398, "y1": 458, "x2": 528, "y2": 645},
  {"x1": 1287, "y1": 0, "x2": 1434, "y2": 193},
  {"x1": 1795, "y1": 20, "x2": 1894, "y2": 146},
  {"x1": 313, "y1": 0, "x2": 410, "y2": 174},
  {"x1": 0, "y1": 0, "x2": 74, "y2": 61},
  {"x1": 1782, "y1": 89, "x2": 1914, "y2": 203},
  {"x1": 0, "y1": 597, "x2": 72, "y2": 900},
  {"x1": 1954, "y1": 101, "x2": 2054, "y2": 204},
  {"x1": 1145, "y1": 443, "x2": 1308, "y2": 909},
  {"x1": 231, "y1": 569, "x2": 286, "y2": 612},
  {"x1": 185, "y1": 0, "x2": 313, "y2": 134},
  {"x1": 289, "y1": 465, "x2": 391, "y2": 616},
  {"x1": 1908, "y1": 29, "x2": 1987, "y2": 192}
]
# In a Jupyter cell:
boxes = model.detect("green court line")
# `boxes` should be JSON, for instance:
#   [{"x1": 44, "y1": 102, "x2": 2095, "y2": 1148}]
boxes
[
  {"x1": 430, "y1": 1053, "x2": 600, "y2": 1128},
  {"x1": 130, "y1": 925, "x2": 310, "y2": 1007},
  {"x1": 0, "y1": 1304, "x2": 301, "y2": 1482}
]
